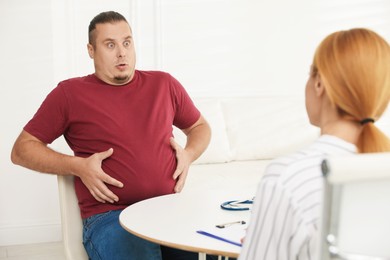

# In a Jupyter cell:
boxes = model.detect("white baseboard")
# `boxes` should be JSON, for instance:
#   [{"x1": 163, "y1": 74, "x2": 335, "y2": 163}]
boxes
[{"x1": 0, "y1": 222, "x2": 62, "y2": 246}]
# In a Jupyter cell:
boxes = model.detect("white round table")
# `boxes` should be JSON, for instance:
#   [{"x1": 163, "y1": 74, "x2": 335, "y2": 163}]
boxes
[{"x1": 119, "y1": 188, "x2": 254, "y2": 259}]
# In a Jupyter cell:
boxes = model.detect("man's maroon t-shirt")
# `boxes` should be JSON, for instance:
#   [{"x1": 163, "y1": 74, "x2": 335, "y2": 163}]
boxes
[{"x1": 24, "y1": 70, "x2": 200, "y2": 218}]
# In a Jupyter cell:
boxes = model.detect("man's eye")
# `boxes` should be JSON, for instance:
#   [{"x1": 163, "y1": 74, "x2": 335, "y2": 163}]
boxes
[
  {"x1": 124, "y1": 41, "x2": 131, "y2": 47},
  {"x1": 107, "y1": 43, "x2": 115, "y2": 48}
]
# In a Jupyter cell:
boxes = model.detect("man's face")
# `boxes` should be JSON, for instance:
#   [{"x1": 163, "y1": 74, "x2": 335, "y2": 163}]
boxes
[{"x1": 87, "y1": 21, "x2": 136, "y2": 86}]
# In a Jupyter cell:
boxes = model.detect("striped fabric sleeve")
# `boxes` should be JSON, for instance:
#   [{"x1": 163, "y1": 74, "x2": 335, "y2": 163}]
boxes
[{"x1": 239, "y1": 171, "x2": 310, "y2": 260}]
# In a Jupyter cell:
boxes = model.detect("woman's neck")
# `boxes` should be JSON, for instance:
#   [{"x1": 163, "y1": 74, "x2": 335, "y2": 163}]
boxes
[{"x1": 321, "y1": 118, "x2": 362, "y2": 145}]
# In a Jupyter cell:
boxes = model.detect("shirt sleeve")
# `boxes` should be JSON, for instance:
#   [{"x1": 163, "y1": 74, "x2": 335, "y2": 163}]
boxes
[
  {"x1": 239, "y1": 168, "x2": 310, "y2": 260},
  {"x1": 24, "y1": 84, "x2": 68, "y2": 144},
  {"x1": 168, "y1": 74, "x2": 200, "y2": 129}
]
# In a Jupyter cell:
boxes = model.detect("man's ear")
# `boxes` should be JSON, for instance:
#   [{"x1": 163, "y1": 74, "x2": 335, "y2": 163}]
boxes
[
  {"x1": 315, "y1": 75, "x2": 325, "y2": 97},
  {"x1": 87, "y1": 43, "x2": 94, "y2": 59}
]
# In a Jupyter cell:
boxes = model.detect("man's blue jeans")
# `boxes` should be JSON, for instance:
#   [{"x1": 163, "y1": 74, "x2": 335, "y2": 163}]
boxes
[{"x1": 82, "y1": 209, "x2": 205, "y2": 260}]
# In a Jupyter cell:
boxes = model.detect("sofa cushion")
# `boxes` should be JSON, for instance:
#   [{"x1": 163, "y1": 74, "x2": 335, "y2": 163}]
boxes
[
  {"x1": 173, "y1": 98, "x2": 232, "y2": 164},
  {"x1": 184, "y1": 160, "x2": 270, "y2": 198},
  {"x1": 222, "y1": 97, "x2": 319, "y2": 161}
]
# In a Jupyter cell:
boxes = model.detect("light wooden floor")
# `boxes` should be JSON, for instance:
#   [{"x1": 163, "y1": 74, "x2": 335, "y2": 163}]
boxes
[{"x1": 0, "y1": 242, "x2": 65, "y2": 260}]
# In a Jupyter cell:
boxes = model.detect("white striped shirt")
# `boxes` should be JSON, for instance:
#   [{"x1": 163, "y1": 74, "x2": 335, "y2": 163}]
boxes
[{"x1": 239, "y1": 135, "x2": 357, "y2": 260}]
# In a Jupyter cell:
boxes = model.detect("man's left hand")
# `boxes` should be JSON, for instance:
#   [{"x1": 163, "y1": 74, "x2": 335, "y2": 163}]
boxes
[{"x1": 170, "y1": 137, "x2": 191, "y2": 193}]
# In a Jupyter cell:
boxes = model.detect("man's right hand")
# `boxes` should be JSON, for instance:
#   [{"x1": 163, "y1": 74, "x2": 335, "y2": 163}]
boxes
[
  {"x1": 76, "y1": 148, "x2": 124, "y2": 203},
  {"x1": 11, "y1": 130, "x2": 123, "y2": 204}
]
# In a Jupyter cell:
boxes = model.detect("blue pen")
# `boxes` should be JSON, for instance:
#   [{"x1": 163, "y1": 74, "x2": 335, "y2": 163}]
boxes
[{"x1": 196, "y1": 230, "x2": 242, "y2": 247}]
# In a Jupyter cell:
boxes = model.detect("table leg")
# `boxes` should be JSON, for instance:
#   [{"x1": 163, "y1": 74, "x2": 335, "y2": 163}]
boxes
[
  {"x1": 198, "y1": 253, "x2": 230, "y2": 260},
  {"x1": 198, "y1": 253, "x2": 206, "y2": 260}
]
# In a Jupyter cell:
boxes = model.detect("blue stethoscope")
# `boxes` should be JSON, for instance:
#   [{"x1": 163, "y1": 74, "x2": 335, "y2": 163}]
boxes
[{"x1": 220, "y1": 198, "x2": 254, "y2": 211}]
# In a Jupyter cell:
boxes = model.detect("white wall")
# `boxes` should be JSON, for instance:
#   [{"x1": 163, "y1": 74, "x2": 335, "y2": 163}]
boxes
[{"x1": 1, "y1": 0, "x2": 390, "y2": 246}]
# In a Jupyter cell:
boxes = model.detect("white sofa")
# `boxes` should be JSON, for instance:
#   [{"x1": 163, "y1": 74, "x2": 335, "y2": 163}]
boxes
[{"x1": 175, "y1": 96, "x2": 320, "y2": 196}]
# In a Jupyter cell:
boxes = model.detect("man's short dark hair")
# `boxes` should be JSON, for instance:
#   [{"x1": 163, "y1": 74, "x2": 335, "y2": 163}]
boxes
[{"x1": 88, "y1": 11, "x2": 128, "y2": 45}]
